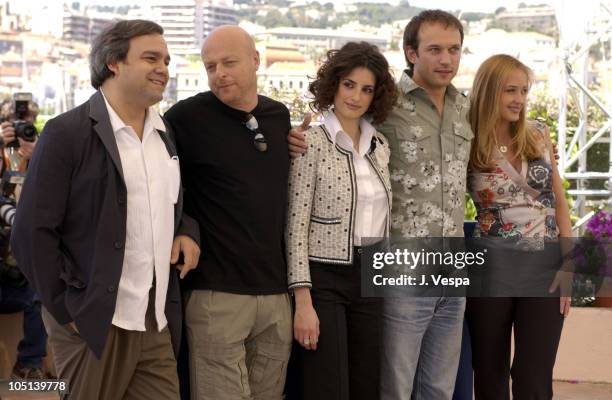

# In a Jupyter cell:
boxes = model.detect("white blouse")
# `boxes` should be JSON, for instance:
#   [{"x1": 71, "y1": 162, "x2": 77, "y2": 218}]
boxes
[{"x1": 324, "y1": 112, "x2": 388, "y2": 246}]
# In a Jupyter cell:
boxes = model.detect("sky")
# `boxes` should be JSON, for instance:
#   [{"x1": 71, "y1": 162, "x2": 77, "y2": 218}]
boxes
[{"x1": 9, "y1": 0, "x2": 551, "y2": 14}]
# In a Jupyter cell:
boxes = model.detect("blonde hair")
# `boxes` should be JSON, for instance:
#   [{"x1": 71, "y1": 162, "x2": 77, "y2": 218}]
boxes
[{"x1": 468, "y1": 54, "x2": 543, "y2": 172}]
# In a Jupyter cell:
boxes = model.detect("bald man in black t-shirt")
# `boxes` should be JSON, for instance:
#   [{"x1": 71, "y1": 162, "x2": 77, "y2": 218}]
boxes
[{"x1": 164, "y1": 25, "x2": 292, "y2": 400}]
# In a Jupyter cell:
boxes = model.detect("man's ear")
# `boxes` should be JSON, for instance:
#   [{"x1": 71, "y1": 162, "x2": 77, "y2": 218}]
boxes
[
  {"x1": 405, "y1": 46, "x2": 418, "y2": 65},
  {"x1": 253, "y1": 50, "x2": 260, "y2": 71},
  {"x1": 107, "y1": 62, "x2": 120, "y2": 78}
]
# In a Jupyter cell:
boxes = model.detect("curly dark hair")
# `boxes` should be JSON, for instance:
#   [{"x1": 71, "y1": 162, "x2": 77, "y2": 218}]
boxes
[{"x1": 309, "y1": 42, "x2": 398, "y2": 125}]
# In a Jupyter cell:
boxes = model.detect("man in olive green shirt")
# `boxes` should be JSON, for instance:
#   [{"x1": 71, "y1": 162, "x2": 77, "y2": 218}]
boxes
[
  {"x1": 375, "y1": 10, "x2": 471, "y2": 400},
  {"x1": 378, "y1": 72, "x2": 471, "y2": 238}
]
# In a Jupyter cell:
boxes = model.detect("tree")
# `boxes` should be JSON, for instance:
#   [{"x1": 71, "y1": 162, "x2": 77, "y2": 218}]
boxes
[
  {"x1": 261, "y1": 9, "x2": 291, "y2": 28},
  {"x1": 461, "y1": 12, "x2": 487, "y2": 22}
]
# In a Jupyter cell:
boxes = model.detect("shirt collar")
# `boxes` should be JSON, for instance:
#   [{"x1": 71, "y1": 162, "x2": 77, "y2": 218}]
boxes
[
  {"x1": 399, "y1": 70, "x2": 459, "y2": 98},
  {"x1": 323, "y1": 110, "x2": 376, "y2": 157},
  {"x1": 100, "y1": 89, "x2": 166, "y2": 135}
]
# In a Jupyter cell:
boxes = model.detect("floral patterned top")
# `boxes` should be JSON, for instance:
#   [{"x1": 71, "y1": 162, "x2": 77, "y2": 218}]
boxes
[
  {"x1": 467, "y1": 129, "x2": 559, "y2": 242},
  {"x1": 376, "y1": 72, "x2": 473, "y2": 238}
]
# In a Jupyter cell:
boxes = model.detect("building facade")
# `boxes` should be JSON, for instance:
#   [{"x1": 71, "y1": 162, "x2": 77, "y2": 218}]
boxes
[
  {"x1": 495, "y1": 6, "x2": 557, "y2": 34},
  {"x1": 150, "y1": 0, "x2": 237, "y2": 56},
  {"x1": 254, "y1": 27, "x2": 389, "y2": 52},
  {"x1": 62, "y1": 10, "x2": 119, "y2": 44}
]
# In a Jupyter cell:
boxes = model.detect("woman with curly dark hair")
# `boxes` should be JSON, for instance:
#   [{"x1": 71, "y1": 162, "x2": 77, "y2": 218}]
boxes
[{"x1": 285, "y1": 41, "x2": 397, "y2": 400}]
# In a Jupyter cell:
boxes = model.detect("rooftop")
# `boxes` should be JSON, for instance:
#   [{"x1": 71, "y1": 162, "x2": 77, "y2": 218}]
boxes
[{"x1": 261, "y1": 26, "x2": 383, "y2": 40}]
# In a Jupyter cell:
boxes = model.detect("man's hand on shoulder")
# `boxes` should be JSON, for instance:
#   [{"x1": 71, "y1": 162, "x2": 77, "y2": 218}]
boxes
[
  {"x1": 171, "y1": 235, "x2": 201, "y2": 279},
  {"x1": 288, "y1": 113, "x2": 311, "y2": 158}
]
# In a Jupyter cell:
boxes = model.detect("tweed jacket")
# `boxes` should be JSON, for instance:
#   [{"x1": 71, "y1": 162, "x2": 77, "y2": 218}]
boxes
[{"x1": 286, "y1": 123, "x2": 392, "y2": 289}]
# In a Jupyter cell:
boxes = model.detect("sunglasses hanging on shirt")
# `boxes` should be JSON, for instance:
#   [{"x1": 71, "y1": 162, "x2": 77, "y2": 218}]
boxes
[{"x1": 244, "y1": 113, "x2": 268, "y2": 152}]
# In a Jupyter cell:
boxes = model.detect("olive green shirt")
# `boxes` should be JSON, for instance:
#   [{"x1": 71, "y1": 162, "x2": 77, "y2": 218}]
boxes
[{"x1": 376, "y1": 71, "x2": 474, "y2": 238}]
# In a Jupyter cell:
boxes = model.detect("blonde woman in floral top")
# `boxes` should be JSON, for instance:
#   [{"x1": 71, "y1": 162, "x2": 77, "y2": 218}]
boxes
[
  {"x1": 466, "y1": 54, "x2": 572, "y2": 400},
  {"x1": 286, "y1": 42, "x2": 397, "y2": 400}
]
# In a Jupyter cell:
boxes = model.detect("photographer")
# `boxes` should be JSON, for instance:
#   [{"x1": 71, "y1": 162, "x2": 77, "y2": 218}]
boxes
[
  {"x1": 0, "y1": 95, "x2": 51, "y2": 379},
  {"x1": 0, "y1": 97, "x2": 38, "y2": 176}
]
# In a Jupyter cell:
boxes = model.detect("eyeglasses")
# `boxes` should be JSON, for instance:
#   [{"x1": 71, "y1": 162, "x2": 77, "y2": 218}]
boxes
[{"x1": 244, "y1": 113, "x2": 267, "y2": 152}]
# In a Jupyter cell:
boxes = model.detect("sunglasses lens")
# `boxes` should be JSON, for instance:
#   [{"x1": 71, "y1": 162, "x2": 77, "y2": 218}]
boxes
[{"x1": 254, "y1": 133, "x2": 267, "y2": 152}]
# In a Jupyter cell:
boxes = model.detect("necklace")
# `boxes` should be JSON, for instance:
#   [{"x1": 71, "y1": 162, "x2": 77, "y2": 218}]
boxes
[{"x1": 495, "y1": 136, "x2": 512, "y2": 153}]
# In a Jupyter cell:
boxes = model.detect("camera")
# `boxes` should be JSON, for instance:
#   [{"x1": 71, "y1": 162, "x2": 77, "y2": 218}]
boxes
[
  {"x1": 0, "y1": 194, "x2": 23, "y2": 287},
  {"x1": 0, "y1": 195, "x2": 16, "y2": 227},
  {"x1": 0, "y1": 95, "x2": 35, "y2": 287},
  {"x1": 8, "y1": 93, "x2": 37, "y2": 147},
  {"x1": 1, "y1": 93, "x2": 39, "y2": 181}
]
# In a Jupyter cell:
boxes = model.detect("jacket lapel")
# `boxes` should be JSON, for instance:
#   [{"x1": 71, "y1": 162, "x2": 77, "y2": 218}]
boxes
[
  {"x1": 157, "y1": 128, "x2": 177, "y2": 157},
  {"x1": 89, "y1": 91, "x2": 125, "y2": 184},
  {"x1": 157, "y1": 119, "x2": 183, "y2": 234}
]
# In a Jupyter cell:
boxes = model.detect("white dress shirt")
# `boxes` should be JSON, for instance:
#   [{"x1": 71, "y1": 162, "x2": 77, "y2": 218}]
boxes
[
  {"x1": 324, "y1": 112, "x2": 388, "y2": 246},
  {"x1": 101, "y1": 91, "x2": 180, "y2": 332}
]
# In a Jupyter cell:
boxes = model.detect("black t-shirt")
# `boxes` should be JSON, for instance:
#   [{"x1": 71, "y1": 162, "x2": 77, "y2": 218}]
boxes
[{"x1": 164, "y1": 91, "x2": 290, "y2": 295}]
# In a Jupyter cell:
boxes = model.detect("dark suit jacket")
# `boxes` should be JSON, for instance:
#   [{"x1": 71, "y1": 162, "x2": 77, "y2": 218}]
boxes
[{"x1": 10, "y1": 91, "x2": 199, "y2": 359}]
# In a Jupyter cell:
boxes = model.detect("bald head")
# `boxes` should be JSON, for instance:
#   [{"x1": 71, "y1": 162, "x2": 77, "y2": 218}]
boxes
[
  {"x1": 203, "y1": 25, "x2": 255, "y2": 57},
  {"x1": 201, "y1": 25, "x2": 260, "y2": 111}
]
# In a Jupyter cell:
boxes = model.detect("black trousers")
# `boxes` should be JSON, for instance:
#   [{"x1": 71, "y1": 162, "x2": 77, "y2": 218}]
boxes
[
  {"x1": 296, "y1": 248, "x2": 382, "y2": 400},
  {"x1": 466, "y1": 297, "x2": 564, "y2": 400}
]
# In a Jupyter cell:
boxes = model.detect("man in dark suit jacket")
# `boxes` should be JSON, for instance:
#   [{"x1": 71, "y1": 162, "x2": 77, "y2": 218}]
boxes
[{"x1": 11, "y1": 20, "x2": 200, "y2": 400}]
